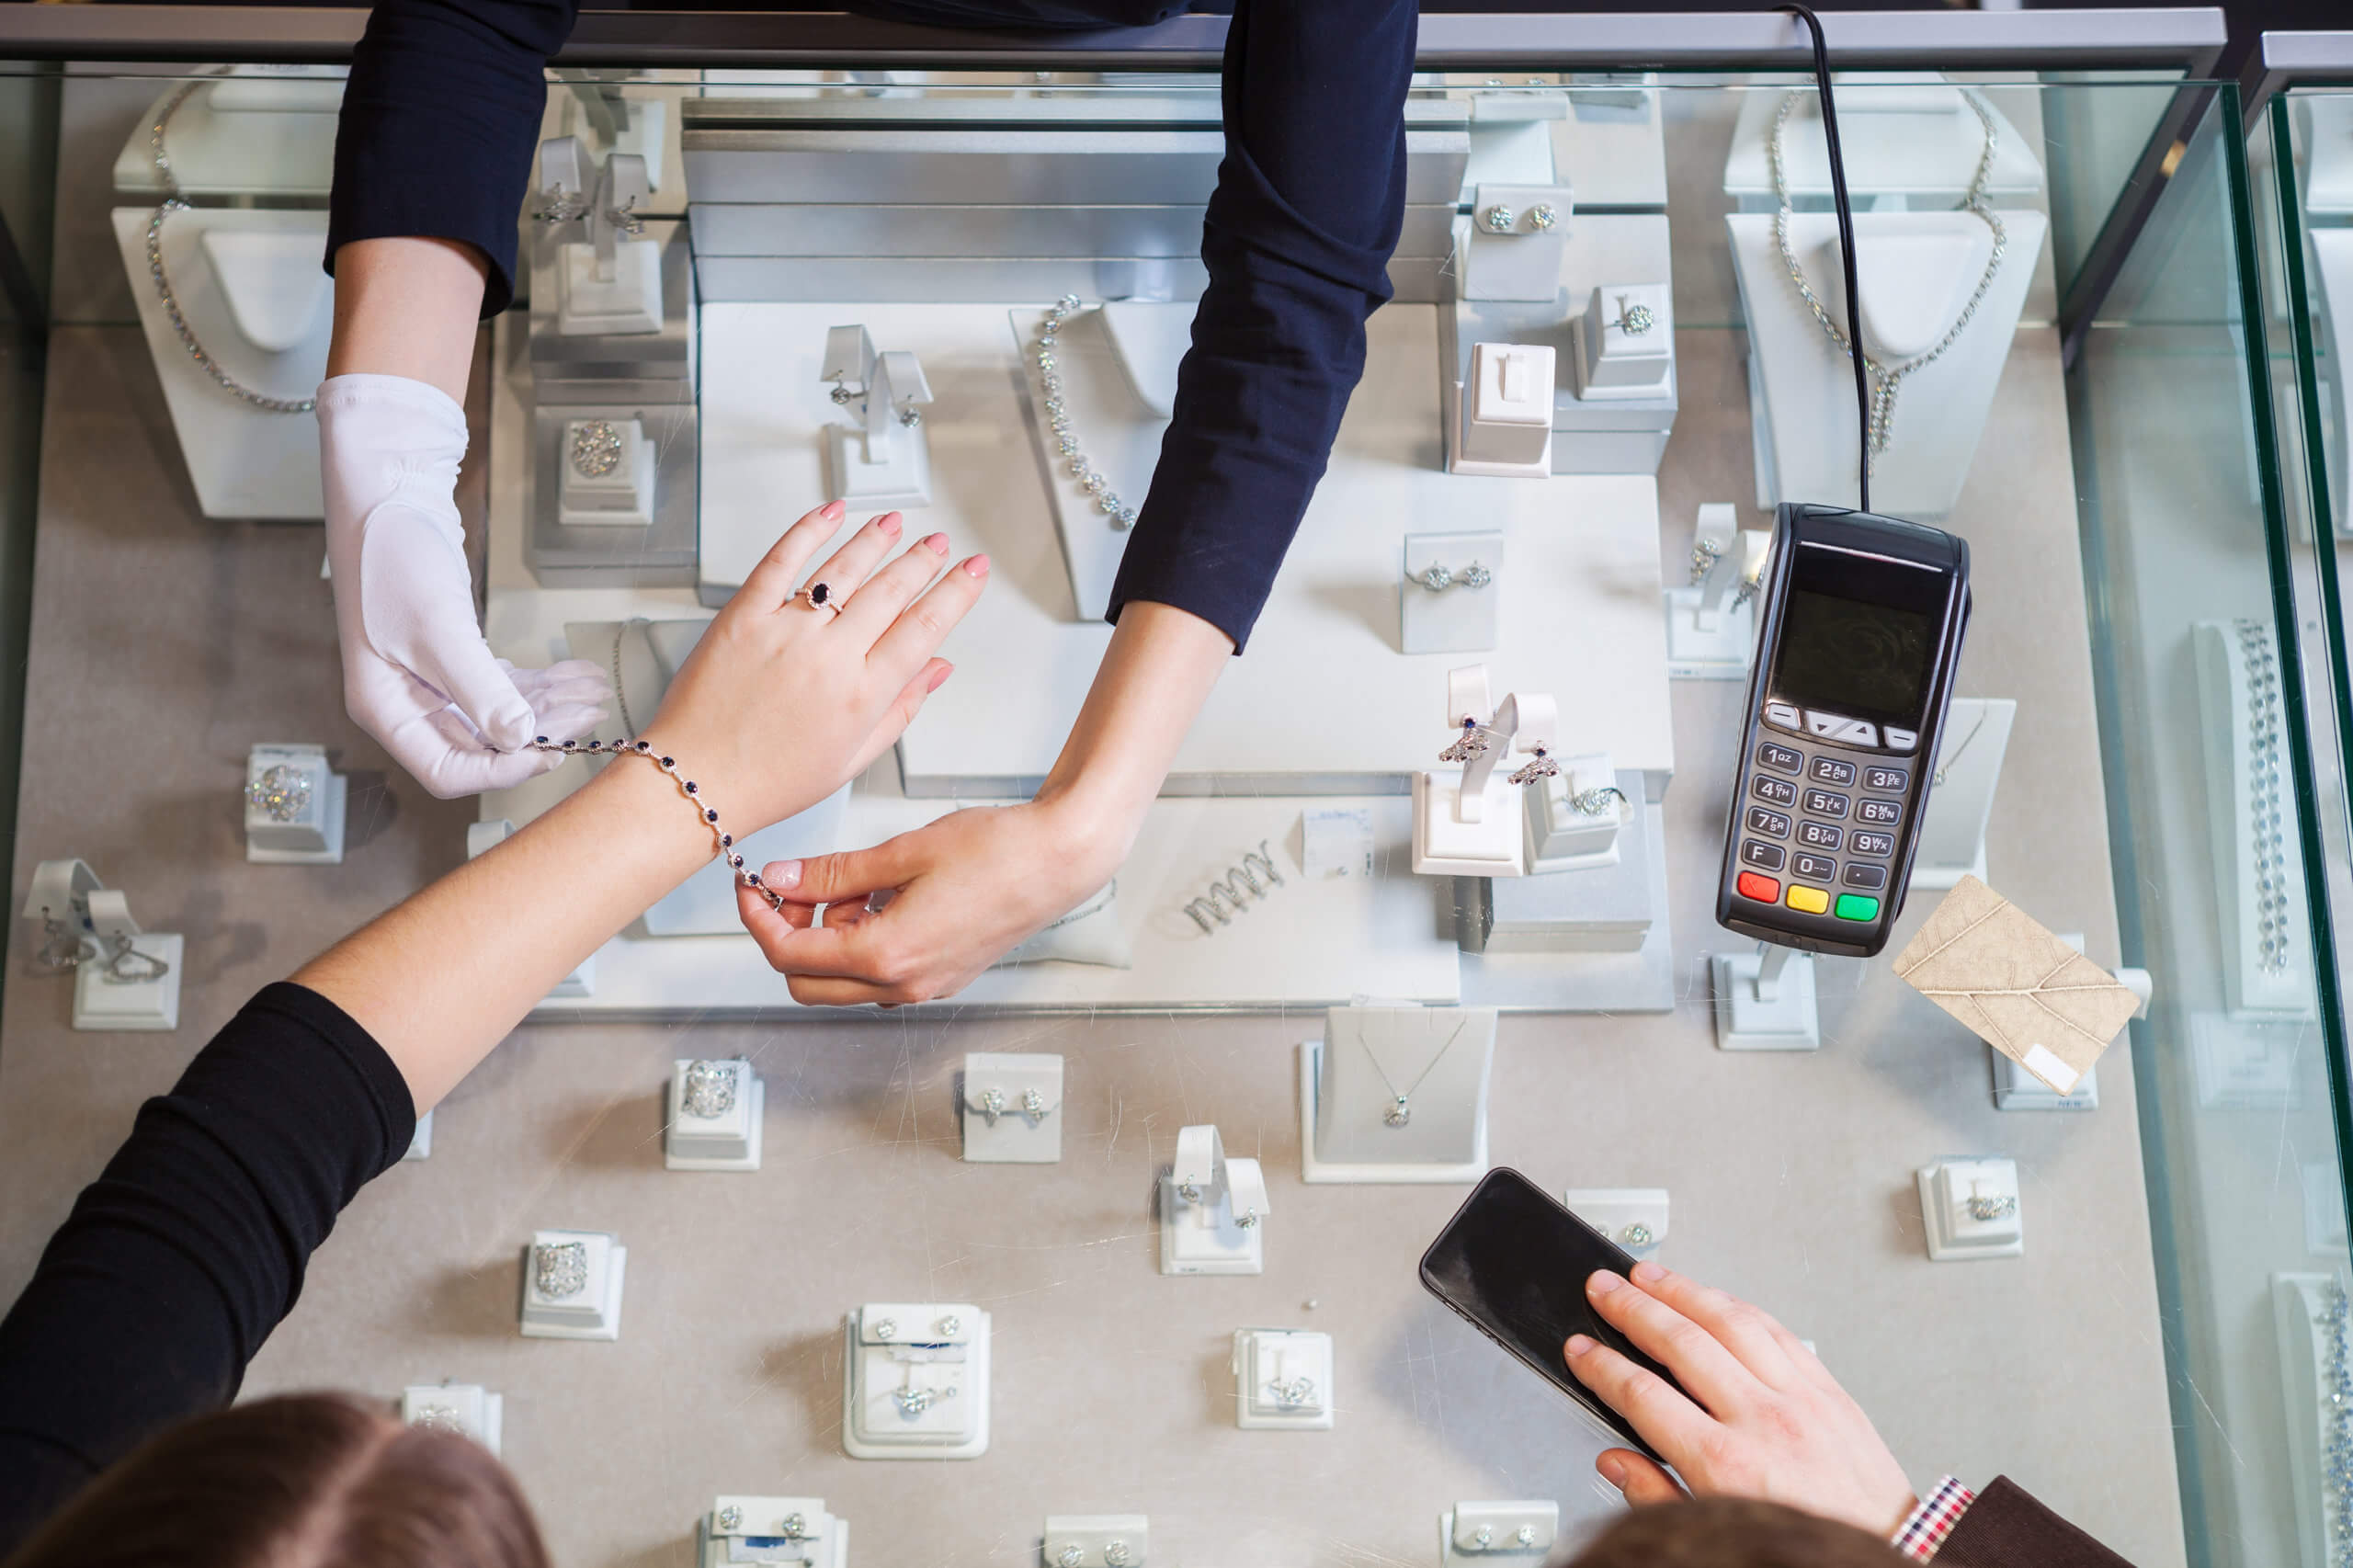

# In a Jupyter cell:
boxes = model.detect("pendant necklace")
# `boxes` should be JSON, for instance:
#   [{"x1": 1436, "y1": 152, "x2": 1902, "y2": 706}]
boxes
[
  {"x1": 1769, "y1": 86, "x2": 2006, "y2": 470},
  {"x1": 1930, "y1": 706, "x2": 1988, "y2": 788},
  {"x1": 1358, "y1": 1015, "x2": 1472, "y2": 1128}
]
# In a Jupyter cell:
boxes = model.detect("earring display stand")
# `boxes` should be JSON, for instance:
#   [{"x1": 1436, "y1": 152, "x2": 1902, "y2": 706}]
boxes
[
  {"x1": 2193, "y1": 620, "x2": 2317, "y2": 1020},
  {"x1": 665, "y1": 1058, "x2": 763, "y2": 1172},
  {"x1": 1160, "y1": 1124, "x2": 1268, "y2": 1275},
  {"x1": 108, "y1": 206, "x2": 333, "y2": 520},
  {"x1": 540, "y1": 138, "x2": 664, "y2": 336},
  {"x1": 701, "y1": 1499, "x2": 847, "y2": 1568},
  {"x1": 1910, "y1": 698, "x2": 2014, "y2": 890},
  {"x1": 1711, "y1": 942, "x2": 1820, "y2": 1051},
  {"x1": 72, "y1": 886, "x2": 183, "y2": 1033},
  {"x1": 1413, "y1": 667, "x2": 1557, "y2": 878},
  {"x1": 1399, "y1": 530, "x2": 1506, "y2": 654},
  {"x1": 1441, "y1": 1502, "x2": 1558, "y2": 1565},
  {"x1": 1563, "y1": 1187, "x2": 1669, "y2": 1259},
  {"x1": 821, "y1": 324, "x2": 936, "y2": 509},
  {"x1": 1728, "y1": 209, "x2": 2048, "y2": 519},
  {"x1": 1300, "y1": 1006, "x2": 1496, "y2": 1184},
  {"x1": 1665, "y1": 506, "x2": 1767, "y2": 680},
  {"x1": 1460, "y1": 182, "x2": 1574, "y2": 302},
  {"x1": 1043, "y1": 1516, "x2": 1148, "y2": 1568},
  {"x1": 401, "y1": 1382, "x2": 503, "y2": 1454},
  {"x1": 842, "y1": 1301, "x2": 990, "y2": 1459},
  {"x1": 960, "y1": 1052, "x2": 1064, "y2": 1164}
]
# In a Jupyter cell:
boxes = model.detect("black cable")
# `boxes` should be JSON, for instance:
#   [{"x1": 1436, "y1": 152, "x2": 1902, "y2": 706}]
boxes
[{"x1": 1781, "y1": 3, "x2": 1870, "y2": 515}]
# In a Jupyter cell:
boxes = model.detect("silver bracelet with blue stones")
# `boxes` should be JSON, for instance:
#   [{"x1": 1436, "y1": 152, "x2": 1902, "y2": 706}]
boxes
[{"x1": 529, "y1": 735, "x2": 785, "y2": 912}]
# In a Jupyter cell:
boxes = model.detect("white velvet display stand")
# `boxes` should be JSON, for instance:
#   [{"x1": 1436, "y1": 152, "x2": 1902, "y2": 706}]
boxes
[
  {"x1": 1043, "y1": 1516, "x2": 1148, "y2": 1568},
  {"x1": 1231, "y1": 1327, "x2": 1335, "y2": 1431},
  {"x1": 1664, "y1": 505, "x2": 1768, "y2": 680},
  {"x1": 518, "y1": 1230, "x2": 627, "y2": 1340},
  {"x1": 245, "y1": 743, "x2": 347, "y2": 864},
  {"x1": 960, "y1": 1052, "x2": 1064, "y2": 1164},
  {"x1": 2271, "y1": 1271, "x2": 2344, "y2": 1568},
  {"x1": 1159, "y1": 1124, "x2": 1268, "y2": 1276},
  {"x1": 401, "y1": 1382, "x2": 503, "y2": 1454},
  {"x1": 664, "y1": 1059, "x2": 763, "y2": 1172},
  {"x1": 1916, "y1": 1157, "x2": 2024, "y2": 1261},
  {"x1": 1727, "y1": 209, "x2": 2049, "y2": 518},
  {"x1": 109, "y1": 207, "x2": 332, "y2": 519},
  {"x1": 820, "y1": 324, "x2": 936, "y2": 508},
  {"x1": 2192, "y1": 620, "x2": 2318, "y2": 1020},
  {"x1": 1910, "y1": 699, "x2": 2014, "y2": 890},
  {"x1": 1441, "y1": 1502, "x2": 1558, "y2": 1565},
  {"x1": 700, "y1": 1498, "x2": 848, "y2": 1568},
  {"x1": 841, "y1": 1301, "x2": 990, "y2": 1460},
  {"x1": 1400, "y1": 530, "x2": 1505, "y2": 655},
  {"x1": 1300, "y1": 1006, "x2": 1496, "y2": 1184},
  {"x1": 1711, "y1": 942, "x2": 1819, "y2": 1052},
  {"x1": 1413, "y1": 667, "x2": 1556, "y2": 879}
]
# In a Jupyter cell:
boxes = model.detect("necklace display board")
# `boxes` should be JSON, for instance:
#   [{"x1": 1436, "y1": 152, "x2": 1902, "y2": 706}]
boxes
[
  {"x1": 110, "y1": 69, "x2": 345, "y2": 199},
  {"x1": 2193, "y1": 620, "x2": 2317, "y2": 1020},
  {"x1": 1300, "y1": 1006, "x2": 1497, "y2": 1183}
]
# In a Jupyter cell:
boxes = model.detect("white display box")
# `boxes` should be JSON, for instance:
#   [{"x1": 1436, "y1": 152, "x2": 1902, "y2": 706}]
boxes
[
  {"x1": 518, "y1": 1230, "x2": 627, "y2": 1340},
  {"x1": 842, "y1": 1302, "x2": 990, "y2": 1460},
  {"x1": 1448, "y1": 342, "x2": 1555, "y2": 477},
  {"x1": 401, "y1": 1382, "x2": 503, "y2": 1454},
  {"x1": 665, "y1": 1059, "x2": 763, "y2": 1171},
  {"x1": 1232, "y1": 1327, "x2": 1334, "y2": 1431},
  {"x1": 559, "y1": 416, "x2": 656, "y2": 528},
  {"x1": 1043, "y1": 1516, "x2": 1148, "y2": 1568},
  {"x1": 1563, "y1": 1187, "x2": 1669, "y2": 1258},
  {"x1": 700, "y1": 1497, "x2": 847, "y2": 1568},
  {"x1": 1441, "y1": 1502, "x2": 1558, "y2": 1564},
  {"x1": 1569, "y1": 283, "x2": 1673, "y2": 399},
  {"x1": 1413, "y1": 773, "x2": 1523, "y2": 879},
  {"x1": 1523, "y1": 753, "x2": 1625, "y2": 873},
  {"x1": 559, "y1": 237, "x2": 664, "y2": 335},
  {"x1": 1711, "y1": 946, "x2": 1820, "y2": 1052},
  {"x1": 1916, "y1": 1157, "x2": 2023, "y2": 1261},
  {"x1": 245, "y1": 744, "x2": 347, "y2": 863},
  {"x1": 72, "y1": 936, "x2": 184, "y2": 1033},
  {"x1": 961, "y1": 1052, "x2": 1064, "y2": 1164}
]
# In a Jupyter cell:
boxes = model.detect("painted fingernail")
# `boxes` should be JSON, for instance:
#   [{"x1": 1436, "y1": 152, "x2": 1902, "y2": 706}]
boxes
[
  {"x1": 823, "y1": 500, "x2": 846, "y2": 519},
  {"x1": 766, "y1": 860, "x2": 802, "y2": 891},
  {"x1": 1631, "y1": 1260, "x2": 1666, "y2": 1284},
  {"x1": 1597, "y1": 1454, "x2": 1628, "y2": 1487},
  {"x1": 876, "y1": 512, "x2": 902, "y2": 535},
  {"x1": 925, "y1": 532, "x2": 949, "y2": 554},
  {"x1": 1564, "y1": 1335, "x2": 1596, "y2": 1358},
  {"x1": 963, "y1": 553, "x2": 991, "y2": 576},
  {"x1": 1587, "y1": 1270, "x2": 1623, "y2": 1296},
  {"x1": 926, "y1": 663, "x2": 953, "y2": 692}
]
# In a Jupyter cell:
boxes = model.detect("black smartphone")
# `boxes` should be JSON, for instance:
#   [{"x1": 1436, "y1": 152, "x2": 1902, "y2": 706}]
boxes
[{"x1": 1418, "y1": 1167, "x2": 1687, "y2": 1461}]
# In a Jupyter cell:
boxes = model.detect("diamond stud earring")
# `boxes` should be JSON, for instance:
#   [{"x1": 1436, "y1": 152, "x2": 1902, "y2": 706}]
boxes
[
  {"x1": 1460, "y1": 561, "x2": 1493, "y2": 590},
  {"x1": 1528, "y1": 202, "x2": 1558, "y2": 232},
  {"x1": 716, "y1": 1506, "x2": 743, "y2": 1532},
  {"x1": 1481, "y1": 204, "x2": 1516, "y2": 233},
  {"x1": 1415, "y1": 562, "x2": 1455, "y2": 592}
]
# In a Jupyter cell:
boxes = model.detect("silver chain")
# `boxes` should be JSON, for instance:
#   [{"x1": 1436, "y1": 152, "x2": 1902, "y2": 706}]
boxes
[
  {"x1": 145, "y1": 74, "x2": 317, "y2": 415},
  {"x1": 1031, "y1": 296, "x2": 1139, "y2": 531},
  {"x1": 1768, "y1": 87, "x2": 2006, "y2": 470},
  {"x1": 2235, "y1": 619, "x2": 2292, "y2": 976},
  {"x1": 1357, "y1": 1014, "x2": 1472, "y2": 1128}
]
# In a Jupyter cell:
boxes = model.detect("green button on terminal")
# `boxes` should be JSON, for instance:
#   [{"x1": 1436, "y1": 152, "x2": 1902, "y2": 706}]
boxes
[{"x1": 1834, "y1": 893, "x2": 1880, "y2": 922}]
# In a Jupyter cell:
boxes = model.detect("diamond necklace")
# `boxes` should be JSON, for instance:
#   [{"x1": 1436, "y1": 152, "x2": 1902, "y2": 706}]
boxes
[
  {"x1": 1768, "y1": 87, "x2": 2006, "y2": 469},
  {"x1": 145, "y1": 74, "x2": 317, "y2": 415},
  {"x1": 1358, "y1": 1015, "x2": 1472, "y2": 1128},
  {"x1": 2324, "y1": 1278, "x2": 2351, "y2": 1565},
  {"x1": 2235, "y1": 619, "x2": 2292, "y2": 976},
  {"x1": 1030, "y1": 295, "x2": 1139, "y2": 531}
]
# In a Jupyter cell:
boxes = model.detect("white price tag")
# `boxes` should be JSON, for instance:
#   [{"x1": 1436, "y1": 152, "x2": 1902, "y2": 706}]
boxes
[{"x1": 1302, "y1": 808, "x2": 1374, "y2": 879}]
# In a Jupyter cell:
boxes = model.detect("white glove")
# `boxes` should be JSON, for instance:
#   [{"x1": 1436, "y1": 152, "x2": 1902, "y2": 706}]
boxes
[{"x1": 317, "y1": 374, "x2": 608, "y2": 798}]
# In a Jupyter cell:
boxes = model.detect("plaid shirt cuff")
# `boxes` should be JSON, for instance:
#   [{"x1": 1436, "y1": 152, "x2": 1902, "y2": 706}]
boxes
[{"x1": 1891, "y1": 1476, "x2": 1975, "y2": 1561}]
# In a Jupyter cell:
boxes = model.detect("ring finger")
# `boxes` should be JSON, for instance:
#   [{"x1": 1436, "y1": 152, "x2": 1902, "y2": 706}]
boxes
[{"x1": 792, "y1": 511, "x2": 904, "y2": 616}]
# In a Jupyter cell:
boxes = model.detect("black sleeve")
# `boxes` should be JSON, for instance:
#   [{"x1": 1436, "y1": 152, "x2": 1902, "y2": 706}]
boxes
[
  {"x1": 1938, "y1": 1478, "x2": 2137, "y2": 1568},
  {"x1": 1104, "y1": 0, "x2": 1418, "y2": 652},
  {"x1": 0, "y1": 983, "x2": 415, "y2": 1552},
  {"x1": 325, "y1": 0, "x2": 584, "y2": 317}
]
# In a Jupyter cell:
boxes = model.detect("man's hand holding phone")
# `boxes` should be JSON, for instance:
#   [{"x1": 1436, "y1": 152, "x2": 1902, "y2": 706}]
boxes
[{"x1": 1563, "y1": 1261, "x2": 1919, "y2": 1539}]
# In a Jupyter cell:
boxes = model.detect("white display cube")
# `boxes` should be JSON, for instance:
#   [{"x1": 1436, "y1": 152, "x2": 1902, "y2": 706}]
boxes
[
  {"x1": 1233, "y1": 1327, "x2": 1335, "y2": 1431},
  {"x1": 518, "y1": 1229, "x2": 627, "y2": 1339},
  {"x1": 558, "y1": 238, "x2": 663, "y2": 335},
  {"x1": 244, "y1": 744, "x2": 346, "y2": 863},
  {"x1": 1916, "y1": 1157, "x2": 2024, "y2": 1261},
  {"x1": 1570, "y1": 282, "x2": 1674, "y2": 399},
  {"x1": 665, "y1": 1058, "x2": 762, "y2": 1171}
]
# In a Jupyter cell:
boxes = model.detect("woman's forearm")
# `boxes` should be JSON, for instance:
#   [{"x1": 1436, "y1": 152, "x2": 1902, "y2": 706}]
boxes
[
  {"x1": 1037, "y1": 599, "x2": 1233, "y2": 858},
  {"x1": 292, "y1": 756, "x2": 713, "y2": 1112}
]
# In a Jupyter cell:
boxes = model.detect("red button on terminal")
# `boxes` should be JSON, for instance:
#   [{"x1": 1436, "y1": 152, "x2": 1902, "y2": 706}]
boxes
[{"x1": 1735, "y1": 870, "x2": 1780, "y2": 904}]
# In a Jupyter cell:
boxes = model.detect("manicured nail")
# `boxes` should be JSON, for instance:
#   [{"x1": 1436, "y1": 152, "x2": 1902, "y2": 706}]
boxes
[
  {"x1": 823, "y1": 500, "x2": 846, "y2": 519},
  {"x1": 963, "y1": 553, "x2": 991, "y2": 576},
  {"x1": 1587, "y1": 1270, "x2": 1623, "y2": 1296},
  {"x1": 766, "y1": 860, "x2": 802, "y2": 892},
  {"x1": 926, "y1": 663, "x2": 953, "y2": 692},
  {"x1": 1597, "y1": 1454, "x2": 1628, "y2": 1487},
  {"x1": 1631, "y1": 1260, "x2": 1666, "y2": 1284},
  {"x1": 876, "y1": 512, "x2": 902, "y2": 535},
  {"x1": 925, "y1": 532, "x2": 949, "y2": 554},
  {"x1": 1564, "y1": 1334, "x2": 1596, "y2": 1358}
]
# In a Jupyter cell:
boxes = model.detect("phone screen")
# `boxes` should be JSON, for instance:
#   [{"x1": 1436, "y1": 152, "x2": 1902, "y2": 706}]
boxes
[{"x1": 1417, "y1": 1167, "x2": 1685, "y2": 1460}]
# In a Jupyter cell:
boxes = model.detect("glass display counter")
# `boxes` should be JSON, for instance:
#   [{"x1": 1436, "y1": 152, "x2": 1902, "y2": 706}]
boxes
[{"x1": 0, "y1": 13, "x2": 2326, "y2": 1568}]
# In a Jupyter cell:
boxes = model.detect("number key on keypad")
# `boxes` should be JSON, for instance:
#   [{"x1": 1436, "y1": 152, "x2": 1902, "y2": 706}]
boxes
[
  {"x1": 1810, "y1": 757, "x2": 1857, "y2": 786},
  {"x1": 1858, "y1": 798, "x2": 1902, "y2": 825},
  {"x1": 1797, "y1": 822, "x2": 1842, "y2": 850},
  {"x1": 1862, "y1": 765, "x2": 1909, "y2": 791},
  {"x1": 1793, "y1": 852, "x2": 1836, "y2": 881},
  {"x1": 1850, "y1": 830, "x2": 1895, "y2": 858},
  {"x1": 1746, "y1": 806, "x2": 1791, "y2": 839},
  {"x1": 1741, "y1": 841, "x2": 1786, "y2": 871},
  {"x1": 1757, "y1": 742, "x2": 1803, "y2": 775},
  {"x1": 1752, "y1": 776, "x2": 1798, "y2": 807},
  {"x1": 1802, "y1": 789, "x2": 1848, "y2": 818}
]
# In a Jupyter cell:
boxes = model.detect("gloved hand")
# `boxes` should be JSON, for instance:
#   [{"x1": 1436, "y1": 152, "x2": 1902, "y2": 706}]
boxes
[{"x1": 317, "y1": 374, "x2": 608, "y2": 798}]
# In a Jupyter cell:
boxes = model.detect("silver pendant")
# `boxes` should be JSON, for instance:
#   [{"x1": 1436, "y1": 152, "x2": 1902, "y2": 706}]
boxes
[{"x1": 1385, "y1": 1096, "x2": 1411, "y2": 1128}]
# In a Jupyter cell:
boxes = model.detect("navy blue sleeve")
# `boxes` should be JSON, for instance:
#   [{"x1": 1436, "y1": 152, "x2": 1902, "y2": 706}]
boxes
[
  {"x1": 325, "y1": 0, "x2": 582, "y2": 317},
  {"x1": 1106, "y1": 0, "x2": 1418, "y2": 652},
  {"x1": 0, "y1": 984, "x2": 415, "y2": 1551}
]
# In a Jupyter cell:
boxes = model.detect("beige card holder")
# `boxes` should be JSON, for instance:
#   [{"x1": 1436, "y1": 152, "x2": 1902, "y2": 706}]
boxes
[{"x1": 1893, "y1": 874, "x2": 2140, "y2": 1095}]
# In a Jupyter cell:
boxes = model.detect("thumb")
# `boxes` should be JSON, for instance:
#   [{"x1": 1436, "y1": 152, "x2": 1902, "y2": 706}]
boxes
[
  {"x1": 404, "y1": 630, "x2": 538, "y2": 753},
  {"x1": 763, "y1": 836, "x2": 923, "y2": 905},
  {"x1": 1597, "y1": 1450, "x2": 1686, "y2": 1508}
]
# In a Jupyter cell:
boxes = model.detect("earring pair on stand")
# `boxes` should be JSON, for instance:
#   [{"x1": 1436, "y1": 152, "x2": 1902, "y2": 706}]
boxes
[{"x1": 1436, "y1": 718, "x2": 1559, "y2": 786}]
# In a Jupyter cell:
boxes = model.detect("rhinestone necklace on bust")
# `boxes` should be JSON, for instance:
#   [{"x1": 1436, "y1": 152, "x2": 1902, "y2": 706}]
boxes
[
  {"x1": 2235, "y1": 619, "x2": 2292, "y2": 976},
  {"x1": 2324, "y1": 1278, "x2": 2352, "y2": 1564},
  {"x1": 1358, "y1": 1014, "x2": 1472, "y2": 1128},
  {"x1": 144, "y1": 74, "x2": 316, "y2": 415},
  {"x1": 1768, "y1": 87, "x2": 2006, "y2": 469},
  {"x1": 1030, "y1": 295, "x2": 1139, "y2": 532}
]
